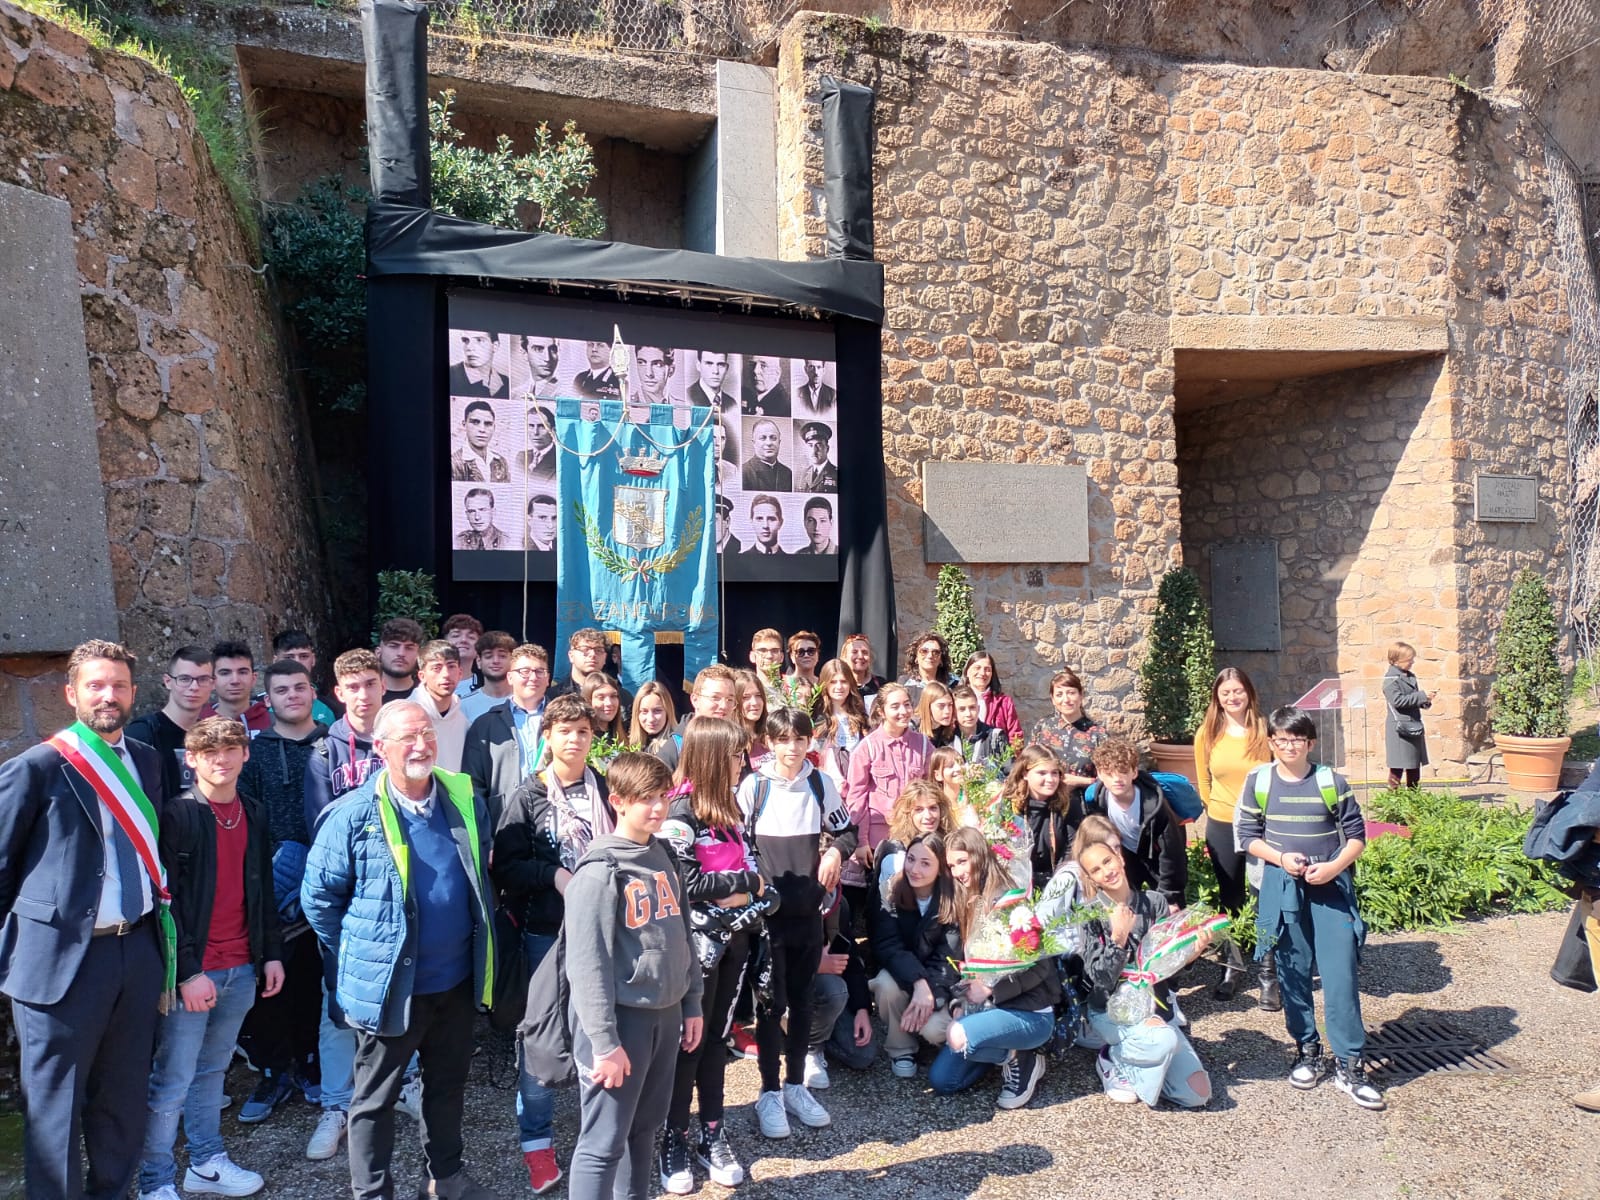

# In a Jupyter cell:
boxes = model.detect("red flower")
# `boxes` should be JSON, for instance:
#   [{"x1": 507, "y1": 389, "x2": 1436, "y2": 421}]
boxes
[
  {"x1": 1009, "y1": 928, "x2": 1041, "y2": 953},
  {"x1": 993, "y1": 844, "x2": 1013, "y2": 861},
  {"x1": 806, "y1": 749, "x2": 822, "y2": 768}
]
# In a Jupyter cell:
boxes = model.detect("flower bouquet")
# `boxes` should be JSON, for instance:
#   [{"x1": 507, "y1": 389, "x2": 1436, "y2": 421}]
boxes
[
  {"x1": 1105, "y1": 905, "x2": 1233, "y2": 1025},
  {"x1": 586, "y1": 732, "x2": 638, "y2": 774},
  {"x1": 958, "y1": 889, "x2": 1076, "y2": 980},
  {"x1": 958, "y1": 763, "x2": 1033, "y2": 893},
  {"x1": 762, "y1": 664, "x2": 822, "y2": 715}
]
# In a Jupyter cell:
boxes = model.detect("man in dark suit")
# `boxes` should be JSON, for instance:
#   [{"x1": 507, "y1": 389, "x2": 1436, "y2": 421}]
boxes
[
  {"x1": 794, "y1": 359, "x2": 837, "y2": 416},
  {"x1": 0, "y1": 639, "x2": 170, "y2": 1199},
  {"x1": 687, "y1": 350, "x2": 736, "y2": 410},
  {"x1": 461, "y1": 642, "x2": 550, "y2": 829},
  {"x1": 743, "y1": 356, "x2": 790, "y2": 416},
  {"x1": 714, "y1": 494, "x2": 743, "y2": 556}
]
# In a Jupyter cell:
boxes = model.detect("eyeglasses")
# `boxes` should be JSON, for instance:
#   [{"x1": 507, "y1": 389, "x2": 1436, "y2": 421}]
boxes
[
  {"x1": 166, "y1": 674, "x2": 214, "y2": 688},
  {"x1": 382, "y1": 729, "x2": 437, "y2": 747},
  {"x1": 510, "y1": 667, "x2": 549, "y2": 679},
  {"x1": 1270, "y1": 737, "x2": 1310, "y2": 748},
  {"x1": 918, "y1": 647, "x2": 942, "y2": 657}
]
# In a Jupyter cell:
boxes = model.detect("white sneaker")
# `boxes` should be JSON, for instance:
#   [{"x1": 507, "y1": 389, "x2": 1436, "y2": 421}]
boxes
[
  {"x1": 139, "y1": 1187, "x2": 181, "y2": 1200},
  {"x1": 396, "y1": 1076, "x2": 422, "y2": 1122},
  {"x1": 890, "y1": 1056, "x2": 917, "y2": 1079},
  {"x1": 782, "y1": 1082, "x2": 831, "y2": 1128},
  {"x1": 803, "y1": 1049, "x2": 831, "y2": 1090},
  {"x1": 182, "y1": 1154, "x2": 264, "y2": 1196},
  {"x1": 306, "y1": 1109, "x2": 348, "y2": 1160},
  {"x1": 755, "y1": 1089, "x2": 791, "y2": 1139},
  {"x1": 1168, "y1": 994, "x2": 1188, "y2": 1028}
]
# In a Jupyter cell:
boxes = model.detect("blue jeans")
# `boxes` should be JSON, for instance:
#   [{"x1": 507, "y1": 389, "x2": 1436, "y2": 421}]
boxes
[
  {"x1": 516, "y1": 932, "x2": 557, "y2": 1152},
  {"x1": 809, "y1": 971, "x2": 878, "y2": 1070},
  {"x1": 139, "y1": 965, "x2": 257, "y2": 1190},
  {"x1": 928, "y1": 1007, "x2": 1054, "y2": 1095},
  {"x1": 1088, "y1": 1010, "x2": 1209, "y2": 1107},
  {"x1": 1260, "y1": 865, "x2": 1367, "y2": 1060}
]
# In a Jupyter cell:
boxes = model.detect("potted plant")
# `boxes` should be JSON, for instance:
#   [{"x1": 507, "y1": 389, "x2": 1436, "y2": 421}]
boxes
[
  {"x1": 1491, "y1": 568, "x2": 1571, "y2": 791},
  {"x1": 1137, "y1": 568, "x2": 1216, "y2": 785}
]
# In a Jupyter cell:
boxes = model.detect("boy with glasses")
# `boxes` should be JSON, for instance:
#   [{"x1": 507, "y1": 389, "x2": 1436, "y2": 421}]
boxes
[
  {"x1": 748, "y1": 629, "x2": 786, "y2": 708},
  {"x1": 129, "y1": 645, "x2": 215, "y2": 796},
  {"x1": 1236, "y1": 706, "x2": 1384, "y2": 1111},
  {"x1": 463, "y1": 643, "x2": 552, "y2": 829}
]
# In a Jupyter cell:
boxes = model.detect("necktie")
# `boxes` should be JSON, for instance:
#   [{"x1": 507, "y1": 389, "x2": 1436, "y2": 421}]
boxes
[{"x1": 112, "y1": 821, "x2": 145, "y2": 920}]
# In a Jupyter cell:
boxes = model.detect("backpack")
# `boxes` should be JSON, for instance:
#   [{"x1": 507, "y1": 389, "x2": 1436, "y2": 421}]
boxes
[
  {"x1": 517, "y1": 847, "x2": 618, "y2": 1088},
  {"x1": 1148, "y1": 772, "x2": 1203, "y2": 824},
  {"x1": 1250, "y1": 763, "x2": 1339, "y2": 812}
]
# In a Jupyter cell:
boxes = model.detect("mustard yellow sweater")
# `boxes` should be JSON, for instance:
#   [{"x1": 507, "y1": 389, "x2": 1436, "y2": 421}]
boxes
[{"x1": 1194, "y1": 722, "x2": 1272, "y2": 823}]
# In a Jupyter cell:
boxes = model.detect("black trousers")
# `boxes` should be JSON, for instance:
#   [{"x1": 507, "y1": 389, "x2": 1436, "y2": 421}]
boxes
[
  {"x1": 236, "y1": 928, "x2": 322, "y2": 1078},
  {"x1": 12, "y1": 921, "x2": 162, "y2": 1200},
  {"x1": 1204, "y1": 813, "x2": 1250, "y2": 917},
  {"x1": 667, "y1": 930, "x2": 750, "y2": 1130},
  {"x1": 755, "y1": 933, "x2": 822, "y2": 1093},
  {"x1": 348, "y1": 979, "x2": 476, "y2": 1200}
]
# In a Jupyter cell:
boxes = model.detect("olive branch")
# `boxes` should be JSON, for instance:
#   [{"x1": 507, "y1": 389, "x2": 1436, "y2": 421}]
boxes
[{"x1": 573, "y1": 501, "x2": 705, "y2": 583}]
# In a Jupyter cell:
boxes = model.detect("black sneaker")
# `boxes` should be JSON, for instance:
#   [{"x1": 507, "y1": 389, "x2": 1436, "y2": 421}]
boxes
[
  {"x1": 1289, "y1": 1041, "x2": 1324, "y2": 1090},
  {"x1": 696, "y1": 1120, "x2": 745, "y2": 1187},
  {"x1": 237, "y1": 1070, "x2": 297, "y2": 1124},
  {"x1": 658, "y1": 1126, "x2": 695, "y2": 1195},
  {"x1": 1332, "y1": 1056, "x2": 1387, "y2": 1110},
  {"x1": 997, "y1": 1048, "x2": 1045, "y2": 1110}
]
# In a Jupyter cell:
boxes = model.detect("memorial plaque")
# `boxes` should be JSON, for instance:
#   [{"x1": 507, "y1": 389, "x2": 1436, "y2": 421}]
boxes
[
  {"x1": 1474, "y1": 473, "x2": 1538, "y2": 523},
  {"x1": 1210, "y1": 540, "x2": 1281, "y2": 652},
  {"x1": 0, "y1": 182, "x2": 119, "y2": 652},
  {"x1": 922, "y1": 463, "x2": 1088, "y2": 564}
]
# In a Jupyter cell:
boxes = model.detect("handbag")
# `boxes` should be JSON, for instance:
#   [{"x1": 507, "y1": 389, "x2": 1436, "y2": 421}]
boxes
[
  {"x1": 1551, "y1": 894, "x2": 1598, "y2": 993},
  {"x1": 1387, "y1": 699, "x2": 1425, "y2": 739}
]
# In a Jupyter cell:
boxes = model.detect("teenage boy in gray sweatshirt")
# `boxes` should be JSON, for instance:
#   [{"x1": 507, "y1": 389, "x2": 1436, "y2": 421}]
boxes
[{"x1": 565, "y1": 753, "x2": 704, "y2": 1200}]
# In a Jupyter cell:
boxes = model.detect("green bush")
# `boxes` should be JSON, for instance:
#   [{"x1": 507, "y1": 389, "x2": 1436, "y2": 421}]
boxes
[
  {"x1": 1355, "y1": 788, "x2": 1569, "y2": 932},
  {"x1": 934, "y1": 564, "x2": 983, "y2": 676},
  {"x1": 1491, "y1": 568, "x2": 1569, "y2": 738},
  {"x1": 1138, "y1": 568, "x2": 1215, "y2": 743},
  {"x1": 1185, "y1": 789, "x2": 1568, "y2": 943},
  {"x1": 373, "y1": 570, "x2": 441, "y2": 643}
]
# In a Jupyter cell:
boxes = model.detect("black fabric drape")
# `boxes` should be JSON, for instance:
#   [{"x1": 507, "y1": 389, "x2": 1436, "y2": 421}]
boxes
[
  {"x1": 360, "y1": 0, "x2": 430, "y2": 207},
  {"x1": 820, "y1": 77, "x2": 875, "y2": 261}
]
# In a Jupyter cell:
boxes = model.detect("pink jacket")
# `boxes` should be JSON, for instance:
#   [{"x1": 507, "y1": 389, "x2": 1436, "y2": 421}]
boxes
[
  {"x1": 980, "y1": 692, "x2": 1024, "y2": 747},
  {"x1": 843, "y1": 726, "x2": 931, "y2": 885}
]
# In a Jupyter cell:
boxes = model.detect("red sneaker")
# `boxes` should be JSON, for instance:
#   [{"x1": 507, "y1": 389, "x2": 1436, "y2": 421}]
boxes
[
  {"x1": 524, "y1": 1148, "x2": 562, "y2": 1195},
  {"x1": 728, "y1": 1023, "x2": 759, "y2": 1060}
]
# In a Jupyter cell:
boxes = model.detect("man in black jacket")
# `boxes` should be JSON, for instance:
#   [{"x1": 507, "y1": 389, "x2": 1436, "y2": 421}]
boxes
[{"x1": 0, "y1": 640, "x2": 170, "y2": 1199}]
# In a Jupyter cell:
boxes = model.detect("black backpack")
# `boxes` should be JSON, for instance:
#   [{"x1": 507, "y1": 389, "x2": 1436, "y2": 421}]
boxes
[{"x1": 517, "y1": 847, "x2": 618, "y2": 1088}]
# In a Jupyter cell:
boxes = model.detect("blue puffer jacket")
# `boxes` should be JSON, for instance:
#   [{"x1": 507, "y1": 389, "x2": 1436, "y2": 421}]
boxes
[{"x1": 301, "y1": 766, "x2": 496, "y2": 1037}]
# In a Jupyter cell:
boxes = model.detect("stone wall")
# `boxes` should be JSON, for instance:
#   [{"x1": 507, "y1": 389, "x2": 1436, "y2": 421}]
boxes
[
  {"x1": 0, "y1": 0, "x2": 331, "y2": 754},
  {"x1": 775, "y1": 15, "x2": 1583, "y2": 761}
]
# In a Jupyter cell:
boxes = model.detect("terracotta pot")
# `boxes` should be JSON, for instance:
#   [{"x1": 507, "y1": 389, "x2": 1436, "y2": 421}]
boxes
[
  {"x1": 1495, "y1": 733, "x2": 1572, "y2": 793},
  {"x1": 1147, "y1": 740, "x2": 1200, "y2": 788}
]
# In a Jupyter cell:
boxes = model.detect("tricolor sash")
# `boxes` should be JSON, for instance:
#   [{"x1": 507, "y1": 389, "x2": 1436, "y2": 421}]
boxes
[{"x1": 49, "y1": 721, "x2": 179, "y2": 1006}]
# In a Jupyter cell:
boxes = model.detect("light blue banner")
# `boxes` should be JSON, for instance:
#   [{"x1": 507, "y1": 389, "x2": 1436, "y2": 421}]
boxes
[{"x1": 555, "y1": 399, "x2": 718, "y2": 694}]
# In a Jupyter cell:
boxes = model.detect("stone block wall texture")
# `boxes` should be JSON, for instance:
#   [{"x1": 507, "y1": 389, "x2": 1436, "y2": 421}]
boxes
[
  {"x1": 0, "y1": 0, "x2": 331, "y2": 756},
  {"x1": 776, "y1": 15, "x2": 1583, "y2": 761}
]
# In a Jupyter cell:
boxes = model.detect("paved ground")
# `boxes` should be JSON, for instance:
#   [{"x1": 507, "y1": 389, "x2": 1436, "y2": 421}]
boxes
[{"x1": 65, "y1": 906, "x2": 1586, "y2": 1200}]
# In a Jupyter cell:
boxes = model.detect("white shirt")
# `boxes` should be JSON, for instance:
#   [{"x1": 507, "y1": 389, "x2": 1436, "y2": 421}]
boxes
[
  {"x1": 459, "y1": 686, "x2": 513, "y2": 727},
  {"x1": 410, "y1": 686, "x2": 469, "y2": 773},
  {"x1": 1106, "y1": 787, "x2": 1142, "y2": 851},
  {"x1": 97, "y1": 738, "x2": 154, "y2": 928}
]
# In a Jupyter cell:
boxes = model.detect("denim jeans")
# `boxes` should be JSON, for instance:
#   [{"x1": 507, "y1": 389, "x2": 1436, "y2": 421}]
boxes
[
  {"x1": 809, "y1": 971, "x2": 879, "y2": 1070},
  {"x1": 139, "y1": 965, "x2": 258, "y2": 1190},
  {"x1": 928, "y1": 1006, "x2": 1054, "y2": 1095},
  {"x1": 319, "y1": 982, "x2": 357, "y2": 1111},
  {"x1": 516, "y1": 932, "x2": 558, "y2": 1152},
  {"x1": 1261, "y1": 865, "x2": 1367, "y2": 1061},
  {"x1": 1088, "y1": 1010, "x2": 1209, "y2": 1107}
]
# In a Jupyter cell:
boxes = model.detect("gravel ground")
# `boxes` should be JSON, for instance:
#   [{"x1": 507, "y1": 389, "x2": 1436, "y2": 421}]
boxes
[
  {"x1": 2, "y1": 908, "x2": 1590, "y2": 1198},
  {"x1": 120, "y1": 907, "x2": 1592, "y2": 1200}
]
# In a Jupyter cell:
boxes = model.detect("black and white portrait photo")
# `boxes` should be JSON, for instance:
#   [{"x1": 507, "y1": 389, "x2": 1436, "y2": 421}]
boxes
[
  {"x1": 688, "y1": 350, "x2": 738, "y2": 411},
  {"x1": 454, "y1": 486, "x2": 512, "y2": 550},
  {"x1": 740, "y1": 493, "x2": 788, "y2": 556},
  {"x1": 741, "y1": 416, "x2": 793, "y2": 492},
  {"x1": 714, "y1": 494, "x2": 742, "y2": 556},
  {"x1": 792, "y1": 358, "x2": 837, "y2": 417},
  {"x1": 450, "y1": 400, "x2": 512, "y2": 483},
  {"x1": 518, "y1": 405, "x2": 557, "y2": 487},
  {"x1": 796, "y1": 495, "x2": 837, "y2": 555},
  {"x1": 795, "y1": 421, "x2": 838, "y2": 493},
  {"x1": 575, "y1": 339, "x2": 623, "y2": 399},
  {"x1": 633, "y1": 344, "x2": 680, "y2": 407},
  {"x1": 742, "y1": 355, "x2": 790, "y2": 417},
  {"x1": 449, "y1": 330, "x2": 509, "y2": 398},
  {"x1": 525, "y1": 491, "x2": 558, "y2": 552}
]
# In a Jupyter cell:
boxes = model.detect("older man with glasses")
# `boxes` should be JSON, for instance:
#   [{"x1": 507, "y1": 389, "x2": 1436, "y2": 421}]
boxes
[{"x1": 302, "y1": 701, "x2": 498, "y2": 1200}]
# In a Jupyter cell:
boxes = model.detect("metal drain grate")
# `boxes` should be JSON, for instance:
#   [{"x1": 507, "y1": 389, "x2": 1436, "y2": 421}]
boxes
[{"x1": 1362, "y1": 1017, "x2": 1517, "y2": 1080}]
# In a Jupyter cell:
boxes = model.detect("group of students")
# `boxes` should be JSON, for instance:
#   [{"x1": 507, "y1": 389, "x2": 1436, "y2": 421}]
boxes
[{"x1": 0, "y1": 619, "x2": 1391, "y2": 1200}]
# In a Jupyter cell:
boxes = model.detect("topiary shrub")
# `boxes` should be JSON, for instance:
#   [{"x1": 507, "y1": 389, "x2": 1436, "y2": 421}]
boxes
[
  {"x1": 1138, "y1": 568, "x2": 1215, "y2": 743},
  {"x1": 1491, "y1": 568, "x2": 1569, "y2": 738},
  {"x1": 934, "y1": 564, "x2": 984, "y2": 675}
]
